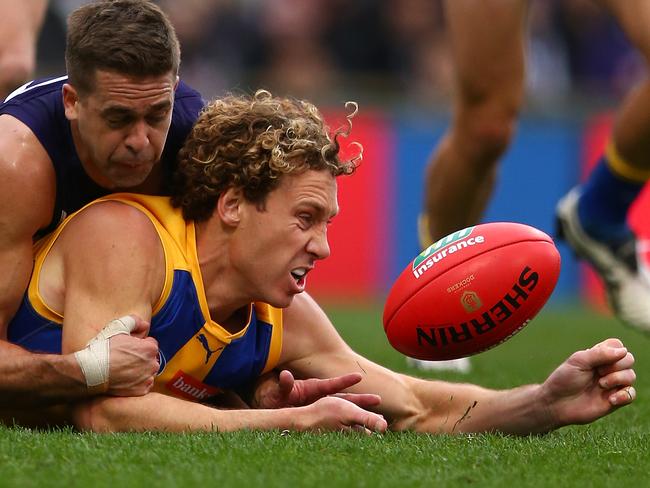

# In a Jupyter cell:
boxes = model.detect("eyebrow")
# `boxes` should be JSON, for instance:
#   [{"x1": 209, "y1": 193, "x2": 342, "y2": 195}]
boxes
[
  {"x1": 300, "y1": 200, "x2": 339, "y2": 220},
  {"x1": 100, "y1": 100, "x2": 172, "y2": 118}
]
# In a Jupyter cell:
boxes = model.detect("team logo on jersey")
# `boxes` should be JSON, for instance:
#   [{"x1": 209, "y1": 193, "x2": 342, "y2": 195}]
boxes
[{"x1": 196, "y1": 333, "x2": 224, "y2": 364}]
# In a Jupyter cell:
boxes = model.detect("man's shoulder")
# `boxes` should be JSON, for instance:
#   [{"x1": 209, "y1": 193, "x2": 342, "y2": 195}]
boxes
[
  {"x1": 171, "y1": 80, "x2": 205, "y2": 123},
  {"x1": 162, "y1": 80, "x2": 205, "y2": 165},
  {"x1": 175, "y1": 80, "x2": 203, "y2": 100},
  {"x1": 62, "y1": 198, "x2": 163, "y2": 255},
  {"x1": 1, "y1": 76, "x2": 66, "y2": 108},
  {"x1": 0, "y1": 113, "x2": 53, "y2": 187},
  {"x1": 0, "y1": 114, "x2": 55, "y2": 234},
  {"x1": 0, "y1": 76, "x2": 68, "y2": 166}
]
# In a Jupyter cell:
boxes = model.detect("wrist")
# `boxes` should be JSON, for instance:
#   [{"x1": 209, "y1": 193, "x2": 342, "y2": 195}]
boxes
[
  {"x1": 62, "y1": 352, "x2": 86, "y2": 385},
  {"x1": 531, "y1": 383, "x2": 561, "y2": 433},
  {"x1": 74, "y1": 342, "x2": 110, "y2": 393}
]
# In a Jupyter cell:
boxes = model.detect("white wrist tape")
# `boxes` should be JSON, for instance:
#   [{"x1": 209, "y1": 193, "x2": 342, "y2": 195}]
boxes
[{"x1": 74, "y1": 316, "x2": 136, "y2": 391}]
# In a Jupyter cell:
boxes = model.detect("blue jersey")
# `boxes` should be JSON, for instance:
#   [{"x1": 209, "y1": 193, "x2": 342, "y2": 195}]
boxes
[
  {"x1": 7, "y1": 194, "x2": 283, "y2": 401},
  {"x1": 0, "y1": 76, "x2": 205, "y2": 235}
]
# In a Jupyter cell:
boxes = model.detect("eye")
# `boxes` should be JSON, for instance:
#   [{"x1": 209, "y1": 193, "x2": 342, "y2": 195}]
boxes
[
  {"x1": 298, "y1": 213, "x2": 313, "y2": 228},
  {"x1": 104, "y1": 112, "x2": 135, "y2": 128},
  {"x1": 105, "y1": 117, "x2": 130, "y2": 128},
  {"x1": 146, "y1": 112, "x2": 169, "y2": 126}
]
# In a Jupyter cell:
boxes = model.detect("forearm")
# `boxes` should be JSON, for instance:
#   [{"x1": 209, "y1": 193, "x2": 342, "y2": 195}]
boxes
[
  {"x1": 401, "y1": 379, "x2": 555, "y2": 435},
  {"x1": 76, "y1": 392, "x2": 309, "y2": 433},
  {"x1": 0, "y1": 341, "x2": 86, "y2": 407}
]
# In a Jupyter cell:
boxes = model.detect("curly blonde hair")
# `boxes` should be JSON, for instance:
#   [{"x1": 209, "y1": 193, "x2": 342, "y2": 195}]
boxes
[{"x1": 171, "y1": 90, "x2": 360, "y2": 221}]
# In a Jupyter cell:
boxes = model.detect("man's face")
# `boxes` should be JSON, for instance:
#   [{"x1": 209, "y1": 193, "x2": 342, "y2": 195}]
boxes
[
  {"x1": 234, "y1": 170, "x2": 339, "y2": 308},
  {"x1": 63, "y1": 69, "x2": 177, "y2": 189}
]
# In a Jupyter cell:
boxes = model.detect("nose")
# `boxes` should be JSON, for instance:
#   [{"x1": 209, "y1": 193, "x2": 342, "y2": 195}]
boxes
[
  {"x1": 307, "y1": 226, "x2": 331, "y2": 260},
  {"x1": 124, "y1": 120, "x2": 150, "y2": 153}
]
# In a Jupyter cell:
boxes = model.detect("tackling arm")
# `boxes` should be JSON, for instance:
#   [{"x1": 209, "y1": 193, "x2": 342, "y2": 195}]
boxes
[
  {"x1": 0, "y1": 113, "x2": 92, "y2": 407},
  {"x1": 0, "y1": 116, "x2": 159, "y2": 407}
]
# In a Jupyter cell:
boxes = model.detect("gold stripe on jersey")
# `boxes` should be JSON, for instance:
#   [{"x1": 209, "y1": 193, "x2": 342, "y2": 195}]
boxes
[
  {"x1": 26, "y1": 194, "x2": 180, "y2": 322},
  {"x1": 256, "y1": 304, "x2": 283, "y2": 374},
  {"x1": 153, "y1": 324, "x2": 227, "y2": 396}
]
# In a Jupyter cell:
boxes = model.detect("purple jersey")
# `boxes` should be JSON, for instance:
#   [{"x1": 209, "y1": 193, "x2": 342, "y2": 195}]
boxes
[{"x1": 0, "y1": 76, "x2": 204, "y2": 235}]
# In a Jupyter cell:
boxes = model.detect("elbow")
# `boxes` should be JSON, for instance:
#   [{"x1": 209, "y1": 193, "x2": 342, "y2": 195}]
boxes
[
  {"x1": 388, "y1": 404, "x2": 427, "y2": 432},
  {"x1": 386, "y1": 381, "x2": 428, "y2": 432},
  {"x1": 72, "y1": 397, "x2": 127, "y2": 433}
]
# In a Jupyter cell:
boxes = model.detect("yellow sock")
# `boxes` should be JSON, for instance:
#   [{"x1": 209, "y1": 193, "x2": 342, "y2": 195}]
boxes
[
  {"x1": 418, "y1": 213, "x2": 433, "y2": 249},
  {"x1": 605, "y1": 142, "x2": 650, "y2": 183}
]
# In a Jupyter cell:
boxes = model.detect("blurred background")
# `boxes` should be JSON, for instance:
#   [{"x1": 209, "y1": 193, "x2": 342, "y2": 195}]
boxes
[{"x1": 34, "y1": 0, "x2": 650, "y2": 309}]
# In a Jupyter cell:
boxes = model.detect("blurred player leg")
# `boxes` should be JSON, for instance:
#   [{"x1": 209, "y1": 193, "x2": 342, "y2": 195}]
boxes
[
  {"x1": 556, "y1": 0, "x2": 650, "y2": 332},
  {"x1": 420, "y1": 0, "x2": 528, "y2": 246},
  {"x1": 0, "y1": 0, "x2": 48, "y2": 99},
  {"x1": 412, "y1": 0, "x2": 528, "y2": 373}
]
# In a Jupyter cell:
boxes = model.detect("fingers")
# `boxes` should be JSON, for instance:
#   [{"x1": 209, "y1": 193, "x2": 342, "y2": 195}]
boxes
[
  {"x1": 609, "y1": 386, "x2": 636, "y2": 407},
  {"x1": 277, "y1": 370, "x2": 295, "y2": 397},
  {"x1": 593, "y1": 344, "x2": 635, "y2": 395},
  {"x1": 599, "y1": 367, "x2": 636, "y2": 390},
  {"x1": 328, "y1": 372, "x2": 363, "y2": 390},
  {"x1": 341, "y1": 412, "x2": 387, "y2": 435},
  {"x1": 340, "y1": 398, "x2": 386, "y2": 433},
  {"x1": 311, "y1": 396, "x2": 387, "y2": 434},
  {"x1": 587, "y1": 340, "x2": 636, "y2": 408},
  {"x1": 304, "y1": 373, "x2": 363, "y2": 399},
  {"x1": 129, "y1": 315, "x2": 152, "y2": 338},
  {"x1": 143, "y1": 336, "x2": 159, "y2": 351},
  {"x1": 355, "y1": 411, "x2": 388, "y2": 433},
  {"x1": 598, "y1": 351, "x2": 636, "y2": 407},
  {"x1": 593, "y1": 338, "x2": 624, "y2": 349},
  {"x1": 349, "y1": 424, "x2": 373, "y2": 435},
  {"x1": 597, "y1": 350, "x2": 635, "y2": 379},
  {"x1": 289, "y1": 372, "x2": 364, "y2": 406},
  {"x1": 578, "y1": 341, "x2": 629, "y2": 369},
  {"x1": 333, "y1": 392, "x2": 382, "y2": 408},
  {"x1": 106, "y1": 334, "x2": 159, "y2": 396}
]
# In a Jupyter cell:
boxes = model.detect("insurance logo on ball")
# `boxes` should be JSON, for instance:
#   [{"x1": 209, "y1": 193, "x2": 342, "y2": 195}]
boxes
[{"x1": 412, "y1": 226, "x2": 485, "y2": 279}]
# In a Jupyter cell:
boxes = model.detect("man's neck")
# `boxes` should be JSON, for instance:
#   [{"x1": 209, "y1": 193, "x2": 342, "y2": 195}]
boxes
[{"x1": 195, "y1": 218, "x2": 251, "y2": 331}]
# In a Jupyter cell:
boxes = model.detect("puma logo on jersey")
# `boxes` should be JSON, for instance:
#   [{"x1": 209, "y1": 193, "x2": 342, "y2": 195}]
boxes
[{"x1": 196, "y1": 333, "x2": 223, "y2": 364}]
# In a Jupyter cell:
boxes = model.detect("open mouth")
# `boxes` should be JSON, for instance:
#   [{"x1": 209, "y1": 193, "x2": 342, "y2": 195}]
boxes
[{"x1": 291, "y1": 267, "x2": 308, "y2": 286}]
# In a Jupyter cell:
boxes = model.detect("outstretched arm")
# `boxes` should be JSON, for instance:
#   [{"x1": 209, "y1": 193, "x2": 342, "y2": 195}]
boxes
[
  {"x1": 278, "y1": 293, "x2": 636, "y2": 435},
  {"x1": 74, "y1": 391, "x2": 386, "y2": 434}
]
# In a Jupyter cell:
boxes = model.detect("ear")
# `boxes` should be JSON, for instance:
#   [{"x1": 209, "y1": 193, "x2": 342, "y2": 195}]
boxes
[
  {"x1": 62, "y1": 83, "x2": 80, "y2": 121},
  {"x1": 216, "y1": 187, "x2": 243, "y2": 227}
]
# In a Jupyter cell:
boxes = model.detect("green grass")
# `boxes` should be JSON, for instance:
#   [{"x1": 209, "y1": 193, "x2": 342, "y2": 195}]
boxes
[{"x1": 1, "y1": 304, "x2": 648, "y2": 487}]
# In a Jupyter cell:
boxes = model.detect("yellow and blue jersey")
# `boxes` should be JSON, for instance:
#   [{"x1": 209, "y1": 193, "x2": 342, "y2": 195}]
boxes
[{"x1": 7, "y1": 194, "x2": 283, "y2": 402}]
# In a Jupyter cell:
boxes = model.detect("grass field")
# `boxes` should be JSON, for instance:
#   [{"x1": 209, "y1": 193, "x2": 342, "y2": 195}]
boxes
[{"x1": 1, "y1": 303, "x2": 648, "y2": 487}]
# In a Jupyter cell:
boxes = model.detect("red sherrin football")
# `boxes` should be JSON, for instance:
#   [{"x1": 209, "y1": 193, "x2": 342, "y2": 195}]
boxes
[{"x1": 383, "y1": 222, "x2": 561, "y2": 360}]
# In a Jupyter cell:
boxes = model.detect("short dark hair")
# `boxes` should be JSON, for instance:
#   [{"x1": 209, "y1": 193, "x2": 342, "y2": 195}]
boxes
[
  {"x1": 65, "y1": 0, "x2": 180, "y2": 95},
  {"x1": 172, "y1": 90, "x2": 360, "y2": 221}
]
